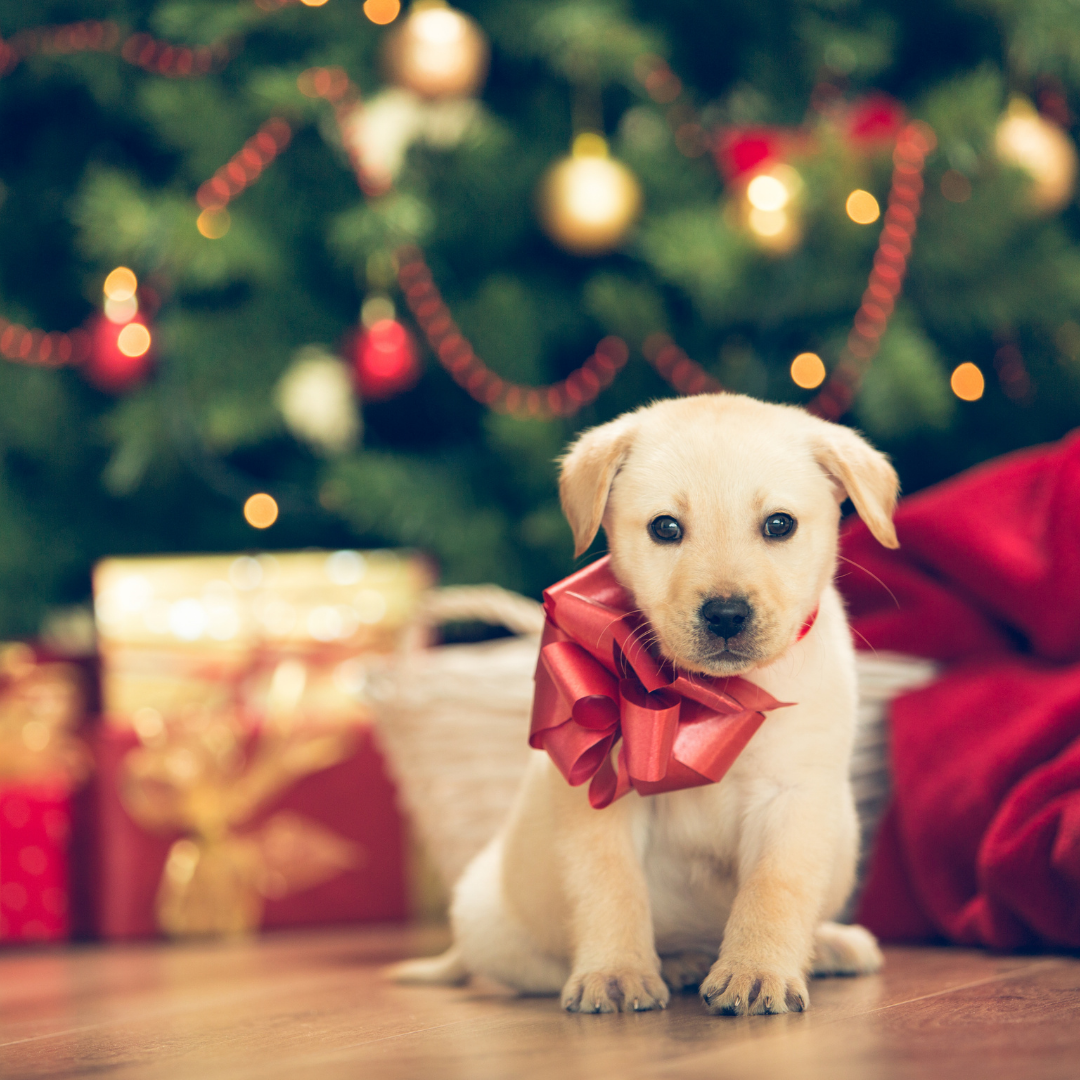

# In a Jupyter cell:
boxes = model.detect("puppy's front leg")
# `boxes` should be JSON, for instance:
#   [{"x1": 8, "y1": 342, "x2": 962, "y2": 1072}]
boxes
[
  {"x1": 700, "y1": 782, "x2": 842, "y2": 1016},
  {"x1": 555, "y1": 789, "x2": 669, "y2": 1014}
]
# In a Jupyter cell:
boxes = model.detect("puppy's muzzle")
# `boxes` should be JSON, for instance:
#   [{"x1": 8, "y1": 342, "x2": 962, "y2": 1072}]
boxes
[{"x1": 700, "y1": 597, "x2": 753, "y2": 640}]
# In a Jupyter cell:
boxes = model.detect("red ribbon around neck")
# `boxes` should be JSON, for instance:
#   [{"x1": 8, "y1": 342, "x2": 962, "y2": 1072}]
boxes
[{"x1": 529, "y1": 557, "x2": 811, "y2": 809}]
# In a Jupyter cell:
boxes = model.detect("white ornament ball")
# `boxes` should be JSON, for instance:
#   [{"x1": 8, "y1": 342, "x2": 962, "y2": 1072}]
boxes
[
  {"x1": 340, "y1": 88, "x2": 482, "y2": 192},
  {"x1": 384, "y1": 1, "x2": 489, "y2": 100},
  {"x1": 995, "y1": 98, "x2": 1078, "y2": 213},
  {"x1": 537, "y1": 134, "x2": 643, "y2": 256},
  {"x1": 276, "y1": 347, "x2": 361, "y2": 457}
]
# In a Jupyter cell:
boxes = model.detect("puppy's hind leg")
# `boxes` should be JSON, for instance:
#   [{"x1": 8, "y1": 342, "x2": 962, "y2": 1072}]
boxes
[
  {"x1": 452, "y1": 837, "x2": 569, "y2": 995},
  {"x1": 811, "y1": 922, "x2": 884, "y2": 977},
  {"x1": 386, "y1": 945, "x2": 469, "y2": 986}
]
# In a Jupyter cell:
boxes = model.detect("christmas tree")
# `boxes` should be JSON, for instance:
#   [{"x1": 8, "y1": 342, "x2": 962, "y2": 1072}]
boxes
[{"x1": 2, "y1": 0, "x2": 1080, "y2": 637}]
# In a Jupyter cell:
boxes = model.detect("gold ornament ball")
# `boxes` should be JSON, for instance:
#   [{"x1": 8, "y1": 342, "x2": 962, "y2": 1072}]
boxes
[
  {"x1": 384, "y1": 1, "x2": 489, "y2": 99},
  {"x1": 995, "y1": 98, "x2": 1078, "y2": 213},
  {"x1": 538, "y1": 134, "x2": 643, "y2": 256}
]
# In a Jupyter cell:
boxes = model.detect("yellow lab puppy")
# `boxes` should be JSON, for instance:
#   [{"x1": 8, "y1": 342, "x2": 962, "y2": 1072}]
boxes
[{"x1": 392, "y1": 393, "x2": 896, "y2": 1015}]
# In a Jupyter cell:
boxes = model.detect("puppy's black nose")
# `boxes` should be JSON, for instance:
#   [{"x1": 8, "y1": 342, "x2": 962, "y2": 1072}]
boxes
[{"x1": 700, "y1": 597, "x2": 752, "y2": 639}]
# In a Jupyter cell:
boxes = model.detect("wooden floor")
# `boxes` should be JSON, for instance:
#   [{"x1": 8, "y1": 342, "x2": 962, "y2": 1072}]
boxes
[{"x1": 1, "y1": 926, "x2": 1079, "y2": 1079}]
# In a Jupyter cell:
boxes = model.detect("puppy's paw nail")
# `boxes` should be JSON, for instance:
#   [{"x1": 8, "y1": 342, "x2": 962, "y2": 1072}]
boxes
[
  {"x1": 701, "y1": 964, "x2": 809, "y2": 1017},
  {"x1": 561, "y1": 969, "x2": 669, "y2": 1015}
]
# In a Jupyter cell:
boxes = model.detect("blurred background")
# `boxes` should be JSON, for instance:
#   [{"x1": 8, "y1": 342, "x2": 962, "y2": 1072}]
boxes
[{"x1": 2, "y1": 0, "x2": 1080, "y2": 637}]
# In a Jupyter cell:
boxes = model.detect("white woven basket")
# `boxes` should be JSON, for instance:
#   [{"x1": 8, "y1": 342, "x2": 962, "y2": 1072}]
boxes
[{"x1": 367, "y1": 585, "x2": 937, "y2": 893}]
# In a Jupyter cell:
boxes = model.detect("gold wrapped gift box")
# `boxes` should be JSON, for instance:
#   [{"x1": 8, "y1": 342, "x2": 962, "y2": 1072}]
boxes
[
  {"x1": 94, "y1": 549, "x2": 433, "y2": 726},
  {"x1": 89, "y1": 548, "x2": 436, "y2": 938}
]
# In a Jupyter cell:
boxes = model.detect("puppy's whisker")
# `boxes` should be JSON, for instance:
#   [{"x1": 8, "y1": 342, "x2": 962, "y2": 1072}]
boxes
[
  {"x1": 849, "y1": 624, "x2": 879, "y2": 658},
  {"x1": 836, "y1": 555, "x2": 901, "y2": 611}
]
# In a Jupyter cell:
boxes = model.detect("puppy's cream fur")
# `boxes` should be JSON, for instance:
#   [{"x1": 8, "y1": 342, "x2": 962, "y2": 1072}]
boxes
[{"x1": 391, "y1": 394, "x2": 896, "y2": 1016}]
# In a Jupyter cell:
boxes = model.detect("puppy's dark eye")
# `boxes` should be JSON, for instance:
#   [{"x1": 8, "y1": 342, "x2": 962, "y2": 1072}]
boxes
[
  {"x1": 649, "y1": 515, "x2": 683, "y2": 543},
  {"x1": 763, "y1": 513, "x2": 796, "y2": 539}
]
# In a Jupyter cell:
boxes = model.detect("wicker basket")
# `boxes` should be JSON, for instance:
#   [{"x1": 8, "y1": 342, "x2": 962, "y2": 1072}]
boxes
[
  {"x1": 365, "y1": 586, "x2": 545, "y2": 890},
  {"x1": 367, "y1": 585, "x2": 938, "y2": 893}
]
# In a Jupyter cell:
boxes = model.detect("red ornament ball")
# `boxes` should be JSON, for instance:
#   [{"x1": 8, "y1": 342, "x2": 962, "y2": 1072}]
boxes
[
  {"x1": 84, "y1": 313, "x2": 154, "y2": 392},
  {"x1": 353, "y1": 318, "x2": 421, "y2": 400},
  {"x1": 844, "y1": 93, "x2": 907, "y2": 149}
]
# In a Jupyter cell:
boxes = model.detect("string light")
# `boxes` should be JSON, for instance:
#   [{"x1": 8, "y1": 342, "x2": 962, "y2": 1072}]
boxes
[
  {"x1": 197, "y1": 207, "x2": 231, "y2": 238},
  {"x1": 950, "y1": 362, "x2": 985, "y2": 401},
  {"x1": 104, "y1": 295, "x2": 138, "y2": 323},
  {"x1": 748, "y1": 208, "x2": 788, "y2": 237},
  {"x1": 790, "y1": 352, "x2": 826, "y2": 389},
  {"x1": 845, "y1": 189, "x2": 881, "y2": 224},
  {"x1": 103, "y1": 267, "x2": 137, "y2": 301},
  {"x1": 117, "y1": 323, "x2": 151, "y2": 358},
  {"x1": 244, "y1": 493, "x2": 279, "y2": 529},
  {"x1": 742, "y1": 164, "x2": 802, "y2": 252},
  {"x1": 747, "y1": 174, "x2": 790, "y2": 212},
  {"x1": 364, "y1": 0, "x2": 401, "y2": 23}
]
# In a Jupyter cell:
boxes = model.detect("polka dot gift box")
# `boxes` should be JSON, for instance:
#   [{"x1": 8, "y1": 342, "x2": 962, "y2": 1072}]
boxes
[{"x1": 0, "y1": 644, "x2": 89, "y2": 945}]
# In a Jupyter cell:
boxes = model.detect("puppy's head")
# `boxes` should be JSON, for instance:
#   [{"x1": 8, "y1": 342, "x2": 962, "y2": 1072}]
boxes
[{"x1": 559, "y1": 395, "x2": 898, "y2": 676}]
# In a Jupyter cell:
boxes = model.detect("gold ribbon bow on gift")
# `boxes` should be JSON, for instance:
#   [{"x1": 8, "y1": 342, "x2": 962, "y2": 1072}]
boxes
[
  {"x1": 0, "y1": 643, "x2": 90, "y2": 788},
  {"x1": 120, "y1": 658, "x2": 363, "y2": 937}
]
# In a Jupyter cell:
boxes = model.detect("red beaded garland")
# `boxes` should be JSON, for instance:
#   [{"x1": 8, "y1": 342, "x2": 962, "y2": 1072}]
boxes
[{"x1": 0, "y1": 24, "x2": 933, "y2": 421}]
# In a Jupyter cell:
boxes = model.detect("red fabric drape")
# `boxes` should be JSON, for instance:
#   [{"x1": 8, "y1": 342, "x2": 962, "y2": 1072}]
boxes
[{"x1": 839, "y1": 431, "x2": 1080, "y2": 949}]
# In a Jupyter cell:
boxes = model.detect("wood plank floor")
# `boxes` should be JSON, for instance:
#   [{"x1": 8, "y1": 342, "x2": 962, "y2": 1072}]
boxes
[{"x1": 1, "y1": 926, "x2": 1078, "y2": 1079}]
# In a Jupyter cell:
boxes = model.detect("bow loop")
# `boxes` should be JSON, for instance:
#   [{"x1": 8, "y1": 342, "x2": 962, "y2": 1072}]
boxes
[
  {"x1": 540, "y1": 640, "x2": 620, "y2": 732},
  {"x1": 530, "y1": 556, "x2": 792, "y2": 808},
  {"x1": 618, "y1": 679, "x2": 680, "y2": 783}
]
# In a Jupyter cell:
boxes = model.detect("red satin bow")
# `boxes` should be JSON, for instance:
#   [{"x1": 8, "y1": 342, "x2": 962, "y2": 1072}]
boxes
[{"x1": 529, "y1": 557, "x2": 796, "y2": 809}]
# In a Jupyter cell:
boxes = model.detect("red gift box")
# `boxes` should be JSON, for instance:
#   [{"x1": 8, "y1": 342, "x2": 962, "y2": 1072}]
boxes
[
  {"x1": 86, "y1": 721, "x2": 408, "y2": 939},
  {"x1": 0, "y1": 782, "x2": 72, "y2": 943}
]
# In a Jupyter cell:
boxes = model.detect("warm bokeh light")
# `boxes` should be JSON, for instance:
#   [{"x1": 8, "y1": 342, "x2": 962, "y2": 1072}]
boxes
[
  {"x1": 748, "y1": 207, "x2": 788, "y2": 237},
  {"x1": 244, "y1": 493, "x2": 279, "y2": 529},
  {"x1": 790, "y1": 351, "x2": 826, "y2": 389},
  {"x1": 363, "y1": 0, "x2": 400, "y2": 23},
  {"x1": 104, "y1": 295, "x2": 138, "y2": 324},
  {"x1": 299, "y1": 0, "x2": 329, "y2": 6},
  {"x1": 572, "y1": 132, "x2": 608, "y2": 158},
  {"x1": 116, "y1": 323, "x2": 151, "y2": 358},
  {"x1": 845, "y1": 189, "x2": 880, "y2": 224},
  {"x1": 197, "y1": 208, "x2": 231, "y2": 239},
  {"x1": 103, "y1": 267, "x2": 138, "y2": 302},
  {"x1": 950, "y1": 362, "x2": 985, "y2": 401},
  {"x1": 747, "y1": 174, "x2": 789, "y2": 212}
]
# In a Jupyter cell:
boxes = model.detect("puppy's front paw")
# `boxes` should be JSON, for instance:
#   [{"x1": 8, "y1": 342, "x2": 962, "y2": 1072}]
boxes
[
  {"x1": 561, "y1": 969, "x2": 670, "y2": 1013},
  {"x1": 700, "y1": 962, "x2": 809, "y2": 1016}
]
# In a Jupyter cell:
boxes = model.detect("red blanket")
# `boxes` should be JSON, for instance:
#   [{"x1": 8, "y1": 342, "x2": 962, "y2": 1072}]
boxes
[{"x1": 840, "y1": 431, "x2": 1080, "y2": 950}]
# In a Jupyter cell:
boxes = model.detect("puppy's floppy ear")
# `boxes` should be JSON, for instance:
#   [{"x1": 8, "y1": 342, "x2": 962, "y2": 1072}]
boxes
[
  {"x1": 559, "y1": 414, "x2": 638, "y2": 557},
  {"x1": 811, "y1": 421, "x2": 900, "y2": 549}
]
